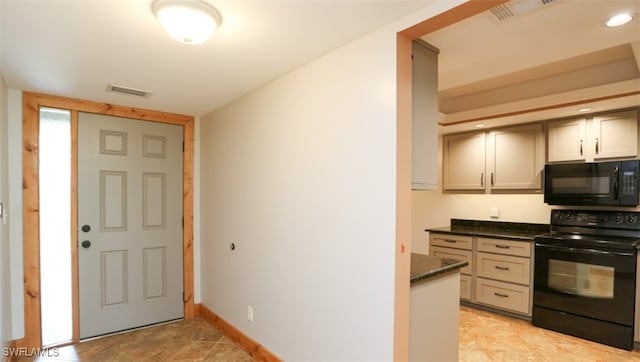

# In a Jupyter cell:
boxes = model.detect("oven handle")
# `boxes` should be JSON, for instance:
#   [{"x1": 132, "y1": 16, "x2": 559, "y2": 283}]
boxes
[{"x1": 535, "y1": 242, "x2": 635, "y2": 257}]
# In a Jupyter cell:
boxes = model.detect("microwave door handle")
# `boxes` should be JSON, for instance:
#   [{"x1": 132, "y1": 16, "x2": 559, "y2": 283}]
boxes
[{"x1": 613, "y1": 166, "x2": 620, "y2": 200}]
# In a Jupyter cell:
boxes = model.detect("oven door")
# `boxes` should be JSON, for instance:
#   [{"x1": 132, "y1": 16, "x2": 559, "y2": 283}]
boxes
[{"x1": 533, "y1": 240, "x2": 636, "y2": 325}]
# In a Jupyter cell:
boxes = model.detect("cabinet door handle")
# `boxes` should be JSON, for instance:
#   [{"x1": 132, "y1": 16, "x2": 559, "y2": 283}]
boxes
[
  {"x1": 595, "y1": 137, "x2": 599, "y2": 154},
  {"x1": 494, "y1": 292, "x2": 509, "y2": 298},
  {"x1": 580, "y1": 139, "x2": 583, "y2": 156},
  {"x1": 494, "y1": 266, "x2": 510, "y2": 271},
  {"x1": 444, "y1": 239, "x2": 457, "y2": 244},
  {"x1": 495, "y1": 245, "x2": 510, "y2": 249},
  {"x1": 490, "y1": 172, "x2": 494, "y2": 187},
  {"x1": 480, "y1": 172, "x2": 484, "y2": 187}
]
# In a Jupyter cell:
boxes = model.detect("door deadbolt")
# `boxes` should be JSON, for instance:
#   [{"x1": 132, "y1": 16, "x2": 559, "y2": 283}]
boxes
[
  {"x1": 81, "y1": 240, "x2": 91, "y2": 249},
  {"x1": 81, "y1": 225, "x2": 91, "y2": 233}
]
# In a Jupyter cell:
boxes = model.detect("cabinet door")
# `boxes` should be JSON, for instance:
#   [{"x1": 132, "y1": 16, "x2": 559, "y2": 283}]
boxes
[
  {"x1": 547, "y1": 118, "x2": 586, "y2": 162},
  {"x1": 443, "y1": 132, "x2": 486, "y2": 190},
  {"x1": 593, "y1": 110, "x2": 638, "y2": 160},
  {"x1": 411, "y1": 40, "x2": 439, "y2": 190},
  {"x1": 487, "y1": 124, "x2": 544, "y2": 190}
]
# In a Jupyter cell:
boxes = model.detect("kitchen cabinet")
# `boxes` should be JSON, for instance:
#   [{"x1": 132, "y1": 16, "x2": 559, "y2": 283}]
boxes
[
  {"x1": 547, "y1": 118, "x2": 586, "y2": 162},
  {"x1": 442, "y1": 132, "x2": 486, "y2": 190},
  {"x1": 429, "y1": 233, "x2": 473, "y2": 300},
  {"x1": 411, "y1": 40, "x2": 439, "y2": 190},
  {"x1": 429, "y1": 233, "x2": 533, "y2": 316},
  {"x1": 593, "y1": 110, "x2": 638, "y2": 160},
  {"x1": 547, "y1": 109, "x2": 638, "y2": 162},
  {"x1": 443, "y1": 124, "x2": 543, "y2": 191},
  {"x1": 475, "y1": 237, "x2": 532, "y2": 315},
  {"x1": 487, "y1": 124, "x2": 544, "y2": 190}
]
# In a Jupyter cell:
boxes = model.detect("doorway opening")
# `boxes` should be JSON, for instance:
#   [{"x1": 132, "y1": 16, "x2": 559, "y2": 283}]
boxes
[{"x1": 39, "y1": 107, "x2": 72, "y2": 346}]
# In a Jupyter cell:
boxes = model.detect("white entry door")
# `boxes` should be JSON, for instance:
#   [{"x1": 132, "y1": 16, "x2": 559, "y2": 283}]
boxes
[{"x1": 78, "y1": 112, "x2": 184, "y2": 339}]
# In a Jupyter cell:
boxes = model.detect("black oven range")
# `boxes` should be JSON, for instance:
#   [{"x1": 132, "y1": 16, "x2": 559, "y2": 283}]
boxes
[{"x1": 533, "y1": 209, "x2": 639, "y2": 350}]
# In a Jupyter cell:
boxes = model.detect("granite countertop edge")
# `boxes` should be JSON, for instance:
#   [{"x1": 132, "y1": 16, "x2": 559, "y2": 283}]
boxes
[
  {"x1": 410, "y1": 253, "x2": 468, "y2": 285},
  {"x1": 424, "y1": 219, "x2": 550, "y2": 241}
]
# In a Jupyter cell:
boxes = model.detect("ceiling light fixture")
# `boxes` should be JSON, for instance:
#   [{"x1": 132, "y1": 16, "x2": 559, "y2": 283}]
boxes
[
  {"x1": 475, "y1": 123, "x2": 485, "y2": 128},
  {"x1": 152, "y1": 0, "x2": 222, "y2": 45},
  {"x1": 578, "y1": 107, "x2": 591, "y2": 112},
  {"x1": 606, "y1": 13, "x2": 633, "y2": 27}
]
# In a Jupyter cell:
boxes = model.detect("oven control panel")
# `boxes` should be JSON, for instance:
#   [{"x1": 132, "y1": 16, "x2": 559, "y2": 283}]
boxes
[{"x1": 551, "y1": 209, "x2": 640, "y2": 230}]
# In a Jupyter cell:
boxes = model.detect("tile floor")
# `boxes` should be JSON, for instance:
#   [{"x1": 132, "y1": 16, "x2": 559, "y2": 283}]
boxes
[
  {"x1": 16, "y1": 318, "x2": 252, "y2": 362},
  {"x1": 459, "y1": 305, "x2": 640, "y2": 362},
  {"x1": 17, "y1": 306, "x2": 640, "y2": 361}
]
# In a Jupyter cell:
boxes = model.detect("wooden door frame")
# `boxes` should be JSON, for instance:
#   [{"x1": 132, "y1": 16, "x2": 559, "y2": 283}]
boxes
[{"x1": 18, "y1": 92, "x2": 195, "y2": 348}]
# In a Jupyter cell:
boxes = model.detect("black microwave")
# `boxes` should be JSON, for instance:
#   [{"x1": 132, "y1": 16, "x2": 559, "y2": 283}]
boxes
[{"x1": 544, "y1": 160, "x2": 640, "y2": 206}]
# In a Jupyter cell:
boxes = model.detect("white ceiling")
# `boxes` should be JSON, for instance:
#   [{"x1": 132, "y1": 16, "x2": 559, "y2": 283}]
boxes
[
  {"x1": 2, "y1": 0, "x2": 639, "y2": 123},
  {"x1": 0, "y1": 0, "x2": 433, "y2": 117}
]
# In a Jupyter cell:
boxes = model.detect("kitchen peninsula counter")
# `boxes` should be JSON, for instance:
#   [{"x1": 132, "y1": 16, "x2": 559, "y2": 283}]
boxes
[
  {"x1": 410, "y1": 252, "x2": 468, "y2": 284},
  {"x1": 409, "y1": 253, "x2": 467, "y2": 362}
]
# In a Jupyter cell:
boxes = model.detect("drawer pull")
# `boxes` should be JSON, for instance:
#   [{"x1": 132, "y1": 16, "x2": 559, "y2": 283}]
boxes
[
  {"x1": 494, "y1": 292, "x2": 509, "y2": 298},
  {"x1": 494, "y1": 266, "x2": 510, "y2": 271},
  {"x1": 495, "y1": 245, "x2": 510, "y2": 249},
  {"x1": 444, "y1": 239, "x2": 457, "y2": 243}
]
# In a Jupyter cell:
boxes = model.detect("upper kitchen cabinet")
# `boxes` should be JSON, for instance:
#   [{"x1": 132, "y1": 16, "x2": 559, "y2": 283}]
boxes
[
  {"x1": 443, "y1": 132, "x2": 486, "y2": 190},
  {"x1": 548, "y1": 109, "x2": 638, "y2": 163},
  {"x1": 443, "y1": 124, "x2": 544, "y2": 191},
  {"x1": 411, "y1": 40, "x2": 439, "y2": 190},
  {"x1": 547, "y1": 118, "x2": 586, "y2": 162},
  {"x1": 593, "y1": 110, "x2": 638, "y2": 160},
  {"x1": 487, "y1": 124, "x2": 544, "y2": 190}
]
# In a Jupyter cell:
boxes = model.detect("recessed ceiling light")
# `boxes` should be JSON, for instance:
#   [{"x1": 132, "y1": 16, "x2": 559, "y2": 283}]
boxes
[
  {"x1": 578, "y1": 107, "x2": 591, "y2": 112},
  {"x1": 606, "y1": 13, "x2": 633, "y2": 27},
  {"x1": 475, "y1": 124, "x2": 485, "y2": 128}
]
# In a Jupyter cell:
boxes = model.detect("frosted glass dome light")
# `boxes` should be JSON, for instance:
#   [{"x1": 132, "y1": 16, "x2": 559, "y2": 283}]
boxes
[{"x1": 152, "y1": 0, "x2": 222, "y2": 44}]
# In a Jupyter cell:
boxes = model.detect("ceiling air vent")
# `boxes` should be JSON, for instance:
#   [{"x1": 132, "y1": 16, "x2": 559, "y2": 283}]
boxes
[
  {"x1": 107, "y1": 84, "x2": 152, "y2": 97},
  {"x1": 489, "y1": 0, "x2": 557, "y2": 22}
]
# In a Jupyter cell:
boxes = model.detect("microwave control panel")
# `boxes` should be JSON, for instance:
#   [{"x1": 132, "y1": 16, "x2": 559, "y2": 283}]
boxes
[{"x1": 621, "y1": 169, "x2": 637, "y2": 196}]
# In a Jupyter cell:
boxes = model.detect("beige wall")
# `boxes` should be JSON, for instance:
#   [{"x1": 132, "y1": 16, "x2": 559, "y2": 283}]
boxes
[
  {"x1": 198, "y1": 2, "x2": 464, "y2": 360},
  {"x1": 412, "y1": 191, "x2": 551, "y2": 254}
]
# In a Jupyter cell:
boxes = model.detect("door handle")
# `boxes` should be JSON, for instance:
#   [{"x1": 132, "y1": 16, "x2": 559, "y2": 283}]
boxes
[
  {"x1": 81, "y1": 240, "x2": 91, "y2": 249},
  {"x1": 81, "y1": 224, "x2": 91, "y2": 232},
  {"x1": 595, "y1": 137, "x2": 599, "y2": 154}
]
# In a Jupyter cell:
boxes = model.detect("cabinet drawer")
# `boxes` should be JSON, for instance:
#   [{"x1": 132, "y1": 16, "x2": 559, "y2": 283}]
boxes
[
  {"x1": 430, "y1": 246, "x2": 472, "y2": 275},
  {"x1": 477, "y1": 237, "x2": 531, "y2": 257},
  {"x1": 430, "y1": 233, "x2": 473, "y2": 250},
  {"x1": 475, "y1": 278, "x2": 530, "y2": 315},
  {"x1": 460, "y1": 274, "x2": 472, "y2": 301},
  {"x1": 476, "y1": 252, "x2": 530, "y2": 285}
]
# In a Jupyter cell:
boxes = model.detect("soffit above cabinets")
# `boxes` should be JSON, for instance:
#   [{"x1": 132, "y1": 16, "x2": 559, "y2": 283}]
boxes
[{"x1": 421, "y1": 0, "x2": 640, "y2": 133}]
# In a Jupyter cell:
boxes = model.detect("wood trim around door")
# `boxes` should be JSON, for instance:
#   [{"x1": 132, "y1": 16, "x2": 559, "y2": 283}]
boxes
[{"x1": 18, "y1": 92, "x2": 195, "y2": 348}]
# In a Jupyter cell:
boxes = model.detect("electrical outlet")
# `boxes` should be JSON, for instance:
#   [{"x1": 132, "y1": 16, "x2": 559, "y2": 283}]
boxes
[
  {"x1": 489, "y1": 207, "x2": 500, "y2": 218},
  {"x1": 247, "y1": 305, "x2": 254, "y2": 322}
]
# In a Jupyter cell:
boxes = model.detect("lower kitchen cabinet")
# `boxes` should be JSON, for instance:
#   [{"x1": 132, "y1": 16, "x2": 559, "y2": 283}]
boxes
[
  {"x1": 460, "y1": 274, "x2": 472, "y2": 300},
  {"x1": 429, "y1": 233, "x2": 533, "y2": 316},
  {"x1": 475, "y1": 278, "x2": 530, "y2": 315},
  {"x1": 429, "y1": 233, "x2": 473, "y2": 301}
]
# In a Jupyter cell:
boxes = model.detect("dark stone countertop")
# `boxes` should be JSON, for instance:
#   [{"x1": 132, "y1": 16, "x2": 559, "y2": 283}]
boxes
[
  {"x1": 410, "y1": 253, "x2": 468, "y2": 285},
  {"x1": 425, "y1": 219, "x2": 550, "y2": 241}
]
